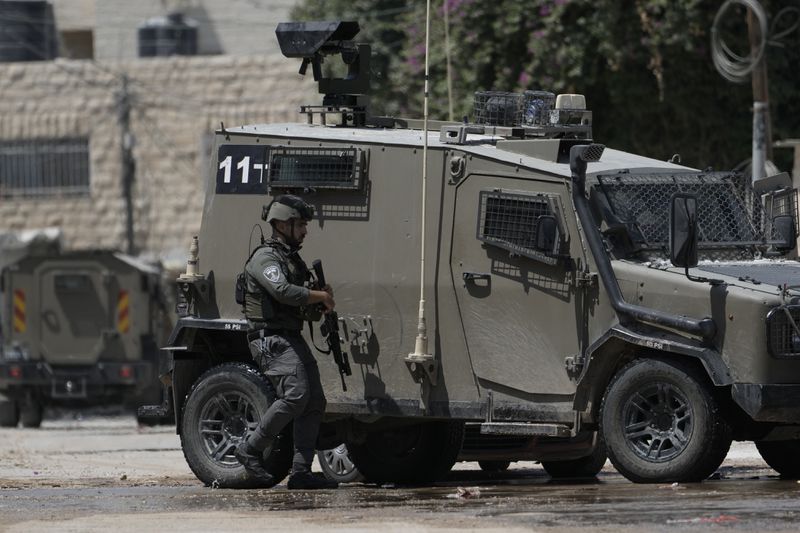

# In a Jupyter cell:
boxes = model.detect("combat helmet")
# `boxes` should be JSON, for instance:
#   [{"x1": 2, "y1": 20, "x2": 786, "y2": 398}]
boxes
[{"x1": 262, "y1": 195, "x2": 314, "y2": 223}]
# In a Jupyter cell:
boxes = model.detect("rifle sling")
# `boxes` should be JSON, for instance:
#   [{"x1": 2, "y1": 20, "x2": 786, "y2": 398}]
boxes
[{"x1": 308, "y1": 320, "x2": 331, "y2": 355}]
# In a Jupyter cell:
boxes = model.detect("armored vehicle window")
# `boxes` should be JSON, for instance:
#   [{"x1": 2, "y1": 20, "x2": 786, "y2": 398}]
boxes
[
  {"x1": 54, "y1": 274, "x2": 93, "y2": 292},
  {"x1": 593, "y1": 171, "x2": 798, "y2": 256},
  {"x1": 477, "y1": 190, "x2": 566, "y2": 265},
  {"x1": 0, "y1": 138, "x2": 90, "y2": 198},
  {"x1": 268, "y1": 147, "x2": 364, "y2": 190}
]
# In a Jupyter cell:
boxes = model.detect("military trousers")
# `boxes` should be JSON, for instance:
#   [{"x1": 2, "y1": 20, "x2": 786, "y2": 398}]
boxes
[{"x1": 245, "y1": 331, "x2": 327, "y2": 473}]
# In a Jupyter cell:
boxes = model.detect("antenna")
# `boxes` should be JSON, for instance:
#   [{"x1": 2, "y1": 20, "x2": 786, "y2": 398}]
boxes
[{"x1": 404, "y1": 0, "x2": 437, "y2": 407}]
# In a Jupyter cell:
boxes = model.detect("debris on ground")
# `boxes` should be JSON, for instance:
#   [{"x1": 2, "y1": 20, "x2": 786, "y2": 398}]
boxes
[
  {"x1": 448, "y1": 486, "x2": 481, "y2": 499},
  {"x1": 658, "y1": 482, "x2": 685, "y2": 490},
  {"x1": 666, "y1": 515, "x2": 738, "y2": 524}
]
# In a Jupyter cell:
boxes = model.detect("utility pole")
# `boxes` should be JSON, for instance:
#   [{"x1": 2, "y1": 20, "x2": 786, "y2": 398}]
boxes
[
  {"x1": 747, "y1": 6, "x2": 771, "y2": 182},
  {"x1": 117, "y1": 74, "x2": 136, "y2": 255}
]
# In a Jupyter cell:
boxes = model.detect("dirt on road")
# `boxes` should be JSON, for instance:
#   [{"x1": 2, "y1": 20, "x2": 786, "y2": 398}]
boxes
[{"x1": 1, "y1": 409, "x2": 798, "y2": 533}]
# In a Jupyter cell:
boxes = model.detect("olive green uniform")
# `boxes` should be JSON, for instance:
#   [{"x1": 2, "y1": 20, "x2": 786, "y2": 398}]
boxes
[{"x1": 243, "y1": 239, "x2": 326, "y2": 474}]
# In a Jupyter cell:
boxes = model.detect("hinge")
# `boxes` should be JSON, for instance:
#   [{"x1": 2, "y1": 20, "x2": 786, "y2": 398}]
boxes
[
  {"x1": 564, "y1": 354, "x2": 584, "y2": 379},
  {"x1": 576, "y1": 271, "x2": 598, "y2": 287}
]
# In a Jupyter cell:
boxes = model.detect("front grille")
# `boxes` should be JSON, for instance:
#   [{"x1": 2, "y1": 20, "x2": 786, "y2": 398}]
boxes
[{"x1": 766, "y1": 305, "x2": 800, "y2": 358}]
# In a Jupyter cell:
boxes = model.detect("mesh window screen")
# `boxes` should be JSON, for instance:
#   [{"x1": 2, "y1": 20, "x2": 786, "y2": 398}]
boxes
[
  {"x1": 477, "y1": 190, "x2": 563, "y2": 264},
  {"x1": 268, "y1": 147, "x2": 363, "y2": 190},
  {"x1": 595, "y1": 172, "x2": 799, "y2": 255}
]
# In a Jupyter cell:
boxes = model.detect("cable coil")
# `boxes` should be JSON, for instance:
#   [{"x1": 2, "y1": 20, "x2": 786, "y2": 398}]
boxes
[{"x1": 711, "y1": 0, "x2": 769, "y2": 83}]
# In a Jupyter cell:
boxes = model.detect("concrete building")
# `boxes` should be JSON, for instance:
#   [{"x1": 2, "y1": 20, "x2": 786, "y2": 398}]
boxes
[{"x1": 0, "y1": 0, "x2": 316, "y2": 262}]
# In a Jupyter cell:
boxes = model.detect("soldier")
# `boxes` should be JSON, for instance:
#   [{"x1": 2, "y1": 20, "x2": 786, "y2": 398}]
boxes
[{"x1": 234, "y1": 194, "x2": 338, "y2": 490}]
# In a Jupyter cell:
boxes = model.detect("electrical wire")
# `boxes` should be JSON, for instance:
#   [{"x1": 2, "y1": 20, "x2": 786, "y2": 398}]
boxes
[
  {"x1": 133, "y1": 107, "x2": 199, "y2": 180},
  {"x1": 769, "y1": 6, "x2": 800, "y2": 46},
  {"x1": 0, "y1": 21, "x2": 268, "y2": 115},
  {"x1": 711, "y1": 0, "x2": 768, "y2": 83}
]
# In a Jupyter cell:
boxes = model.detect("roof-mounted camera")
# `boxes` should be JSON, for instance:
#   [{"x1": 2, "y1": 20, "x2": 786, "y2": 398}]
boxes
[{"x1": 276, "y1": 21, "x2": 371, "y2": 126}]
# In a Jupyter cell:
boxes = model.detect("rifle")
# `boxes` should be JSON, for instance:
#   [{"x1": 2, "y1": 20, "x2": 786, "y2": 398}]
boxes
[{"x1": 311, "y1": 259, "x2": 352, "y2": 391}]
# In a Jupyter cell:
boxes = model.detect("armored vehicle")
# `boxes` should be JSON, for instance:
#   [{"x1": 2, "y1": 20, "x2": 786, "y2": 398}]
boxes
[
  {"x1": 144, "y1": 22, "x2": 800, "y2": 486},
  {"x1": 0, "y1": 249, "x2": 168, "y2": 427}
]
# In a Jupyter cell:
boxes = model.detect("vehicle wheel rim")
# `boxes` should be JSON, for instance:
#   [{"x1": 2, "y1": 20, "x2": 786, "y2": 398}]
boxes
[
  {"x1": 198, "y1": 391, "x2": 260, "y2": 466},
  {"x1": 622, "y1": 382, "x2": 693, "y2": 463},
  {"x1": 322, "y1": 444, "x2": 356, "y2": 475}
]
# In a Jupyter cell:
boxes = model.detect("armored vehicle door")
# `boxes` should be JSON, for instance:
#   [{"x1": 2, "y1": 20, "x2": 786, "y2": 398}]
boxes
[
  {"x1": 450, "y1": 175, "x2": 580, "y2": 397},
  {"x1": 39, "y1": 263, "x2": 114, "y2": 365}
]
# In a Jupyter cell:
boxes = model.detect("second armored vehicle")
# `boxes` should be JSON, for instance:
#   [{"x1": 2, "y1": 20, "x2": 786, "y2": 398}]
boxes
[{"x1": 0, "y1": 249, "x2": 169, "y2": 427}]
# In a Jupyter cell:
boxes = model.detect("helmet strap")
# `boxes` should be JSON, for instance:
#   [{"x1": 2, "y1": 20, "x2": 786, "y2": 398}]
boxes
[{"x1": 272, "y1": 219, "x2": 298, "y2": 247}]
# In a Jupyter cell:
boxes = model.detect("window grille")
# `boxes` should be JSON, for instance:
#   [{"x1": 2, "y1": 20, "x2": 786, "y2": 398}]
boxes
[
  {"x1": 767, "y1": 306, "x2": 800, "y2": 358},
  {"x1": 477, "y1": 190, "x2": 565, "y2": 265},
  {"x1": 594, "y1": 171, "x2": 799, "y2": 257},
  {"x1": 268, "y1": 147, "x2": 363, "y2": 190},
  {"x1": 0, "y1": 138, "x2": 90, "y2": 198}
]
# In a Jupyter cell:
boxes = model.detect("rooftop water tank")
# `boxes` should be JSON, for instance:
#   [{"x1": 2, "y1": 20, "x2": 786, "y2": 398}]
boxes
[
  {"x1": 0, "y1": 0, "x2": 57, "y2": 62},
  {"x1": 138, "y1": 12, "x2": 198, "y2": 57}
]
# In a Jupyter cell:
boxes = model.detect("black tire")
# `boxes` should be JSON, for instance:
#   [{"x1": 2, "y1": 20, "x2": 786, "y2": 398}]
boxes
[
  {"x1": 600, "y1": 357, "x2": 732, "y2": 483},
  {"x1": 542, "y1": 438, "x2": 607, "y2": 478},
  {"x1": 349, "y1": 420, "x2": 464, "y2": 484},
  {"x1": 317, "y1": 444, "x2": 364, "y2": 483},
  {"x1": 478, "y1": 460, "x2": 510, "y2": 472},
  {"x1": 19, "y1": 399, "x2": 43, "y2": 428},
  {"x1": 0, "y1": 399, "x2": 19, "y2": 428},
  {"x1": 180, "y1": 363, "x2": 293, "y2": 489},
  {"x1": 755, "y1": 440, "x2": 800, "y2": 478}
]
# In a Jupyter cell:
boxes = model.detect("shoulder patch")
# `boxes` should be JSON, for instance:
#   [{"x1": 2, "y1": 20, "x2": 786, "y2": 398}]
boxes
[{"x1": 263, "y1": 265, "x2": 282, "y2": 283}]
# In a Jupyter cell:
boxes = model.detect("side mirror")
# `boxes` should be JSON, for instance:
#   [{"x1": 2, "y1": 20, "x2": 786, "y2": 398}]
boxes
[
  {"x1": 772, "y1": 214, "x2": 797, "y2": 252},
  {"x1": 670, "y1": 193, "x2": 699, "y2": 268},
  {"x1": 535, "y1": 215, "x2": 558, "y2": 252}
]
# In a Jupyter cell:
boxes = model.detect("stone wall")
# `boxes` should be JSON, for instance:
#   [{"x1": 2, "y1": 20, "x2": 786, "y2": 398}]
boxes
[{"x1": 0, "y1": 54, "x2": 316, "y2": 261}]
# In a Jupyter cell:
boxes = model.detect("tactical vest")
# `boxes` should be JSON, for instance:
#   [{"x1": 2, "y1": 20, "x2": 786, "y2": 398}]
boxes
[{"x1": 239, "y1": 241, "x2": 312, "y2": 327}]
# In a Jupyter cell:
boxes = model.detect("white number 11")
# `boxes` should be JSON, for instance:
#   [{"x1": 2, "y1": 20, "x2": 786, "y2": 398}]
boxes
[{"x1": 220, "y1": 155, "x2": 261, "y2": 184}]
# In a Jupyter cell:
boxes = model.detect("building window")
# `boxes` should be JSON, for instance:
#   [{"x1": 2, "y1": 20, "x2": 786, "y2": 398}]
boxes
[
  {"x1": 59, "y1": 30, "x2": 94, "y2": 59},
  {"x1": 0, "y1": 138, "x2": 90, "y2": 197}
]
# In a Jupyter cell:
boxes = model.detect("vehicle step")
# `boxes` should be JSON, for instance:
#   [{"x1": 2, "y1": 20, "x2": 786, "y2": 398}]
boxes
[
  {"x1": 137, "y1": 404, "x2": 169, "y2": 419},
  {"x1": 480, "y1": 422, "x2": 571, "y2": 437}
]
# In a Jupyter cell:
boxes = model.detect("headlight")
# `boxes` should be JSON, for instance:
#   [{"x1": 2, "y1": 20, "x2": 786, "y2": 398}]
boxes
[{"x1": 766, "y1": 305, "x2": 800, "y2": 358}]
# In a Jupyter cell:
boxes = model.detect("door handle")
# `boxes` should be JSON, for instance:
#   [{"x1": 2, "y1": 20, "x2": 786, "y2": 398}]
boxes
[{"x1": 462, "y1": 271, "x2": 491, "y2": 282}]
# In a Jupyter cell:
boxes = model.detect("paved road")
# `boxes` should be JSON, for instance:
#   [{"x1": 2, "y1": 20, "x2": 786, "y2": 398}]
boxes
[{"x1": 1, "y1": 410, "x2": 798, "y2": 532}]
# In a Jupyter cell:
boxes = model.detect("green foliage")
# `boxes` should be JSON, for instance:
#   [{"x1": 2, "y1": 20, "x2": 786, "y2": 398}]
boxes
[{"x1": 291, "y1": 0, "x2": 800, "y2": 171}]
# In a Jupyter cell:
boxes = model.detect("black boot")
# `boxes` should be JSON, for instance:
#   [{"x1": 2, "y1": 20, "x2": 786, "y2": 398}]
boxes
[
  {"x1": 287, "y1": 470, "x2": 339, "y2": 490},
  {"x1": 234, "y1": 442, "x2": 274, "y2": 484}
]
